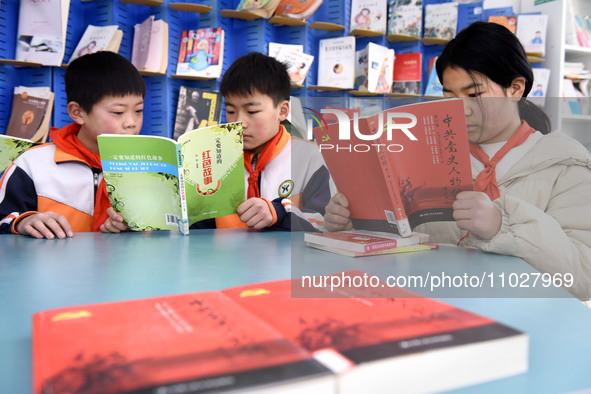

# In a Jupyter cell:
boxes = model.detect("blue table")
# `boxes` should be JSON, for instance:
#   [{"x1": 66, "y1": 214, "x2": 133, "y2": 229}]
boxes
[{"x1": 1, "y1": 230, "x2": 590, "y2": 393}]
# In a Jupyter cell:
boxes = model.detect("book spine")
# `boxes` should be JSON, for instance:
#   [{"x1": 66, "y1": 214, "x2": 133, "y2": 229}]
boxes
[
  {"x1": 374, "y1": 133, "x2": 412, "y2": 237},
  {"x1": 176, "y1": 143, "x2": 190, "y2": 235},
  {"x1": 363, "y1": 240, "x2": 398, "y2": 252}
]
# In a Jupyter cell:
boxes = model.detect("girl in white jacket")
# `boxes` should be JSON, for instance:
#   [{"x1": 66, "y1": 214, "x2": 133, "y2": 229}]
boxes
[{"x1": 324, "y1": 21, "x2": 591, "y2": 301}]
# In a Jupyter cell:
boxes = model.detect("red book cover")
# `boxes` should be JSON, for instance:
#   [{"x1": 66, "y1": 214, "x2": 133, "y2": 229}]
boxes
[
  {"x1": 392, "y1": 52, "x2": 422, "y2": 95},
  {"x1": 314, "y1": 99, "x2": 472, "y2": 235},
  {"x1": 33, "y1": 292, "x2": 332, "y2": 394},
  {"x1": 304, "y1": 230, "x2": 428, "y2": 253}
]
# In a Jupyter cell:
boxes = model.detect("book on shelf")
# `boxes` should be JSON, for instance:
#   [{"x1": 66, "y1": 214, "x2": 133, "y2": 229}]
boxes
[
  {"x1": 457, "y1": 1, "x2": 483, "y2": 33},
  {"x1": 391, "y1": 52, "x2": 422, "y2": 95},
  {"x1": 527, "y1": 67, "x2": 551, "y2": 107},
  {"x1": 15, "y1": 0, "x2": 71, "y2": 66},
  {"x1": 304, "y1": 230, "x2": 431, "y2": 253},
  {"x1": 424, "y1": 56, "x2": 444, "y2": 97},
  {"x1": 515, "y1": 14, "x2": 548, "y2": 57},
  {"x1": 306, "y1": 240, "x2": 439, "y2": 257},
  {"x1": 423, "y1": 1, "x2": 459, "y2": 43},
  {"x1": 132, "y1": 15, "x2": 169, "y2": 74},
  {"x1": 274, "y1": 0, "x2": 323, "y2": 20},
  {"x1": 350, "y1": 0, "x2": 388, "y2": 34},
  {"x1": 176, "y1": 27, "x2": 224, "y2": 79},
  {"x1": 354, "y1": 42, "x2": 395, "y2": 94},
  {"x1": 173, "y1": 86, "x2": 222, "y2": 141},
  {"x1": 97, "y1": 122, "x2": 244, "y2": 235},
  {"x1": 0, "y1": 135, "x2": 35, "y2": 174},
  {"x1": 5, "y1": 86, "x2": 54, "y2": 144},
  {"x1": 562, "y1": 78, "x2": 585, "y2": 115},
  {"x1": 313, "y1": 98, "x2": 472, "y2": 236},
  {"x1": 387, "y1": 0, "x2": 423, "y2": 39},
  {"x1": 32, "y1": 271, "x2": 528, "y2": 394},
  {"x1": 316, "y1": 36, "x2": 356, "y2": 89},
  {"x1": 68, "y1": 24, "x2": 123, "y2": 64},
  {"x1": 236, "y1": 0, "x2": 281, "y2": 18},
  {"x1": 487, "y1": 15, "x2": 516, "y2": 33},
  {"x1": 274, "y1": 47, "x2": 315, "y2": 86},
  {"x1": 268, "y1": 41, "x2": 303, "y2": 58}
]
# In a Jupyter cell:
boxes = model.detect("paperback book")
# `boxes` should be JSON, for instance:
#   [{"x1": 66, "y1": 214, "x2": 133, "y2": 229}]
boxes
[
  {"x1": 528, "y1": 67, "x2": 551, "y2": 107},
  {"x1": 316, "y1": 36, "x2": 356, "y2": 89},
  {"x1": 424, "y1": 57, "x2": 444, "y2": 97},
  {"x1": 304, "y1": 230, "x2": 430, "y2": 253},
  {"x1": 515, "y1": 13, "x2": 548, "y2": 56},
  {"x1": 236, "y1": 0, "x2": 281, "y2": 18},
  {"x1": 5, "y1": 86, "x2": 54, "y2": 143},
  {"x1": 387, "y1": 0, "x2": 423, "y2": 39},
  {"x1": 173, "y1": 86, "x2": 222, "y2": 141},
  {"x1": 423, "y1": 1, "x2": 459, "y2": 43},
  {"x1": 354, "y1": 42, "x2": 395, "y2": 93},
  {"x1": 15, "y1": 0, "x2": 71, "y2": 66},
  {"x1": 274, "y1": 0, "x2": 323, "y2": 20},
  {"x1": 350, "y1": 0, "x2": 388, "y2": 34},
  {"x1": 274, "y1": 48, "x2": 315, "y2": 86},
  {"x1": 97, "y1": 122, "x2": 244, "y2": 235},
  {"x1": 306, "y1": 241, "x2": 439, "y2": 257},
  {"x1": 0, "y1": 135, "x2": 34, "y2": 174},
  {"x1": 176, "y1": 28, "x2": 224, "y2": 79},
  {"x1": 68, "y1": 24, "x2": 123, "y2": 64},
  {"x1": 391, "y1": 52, "x2": 422, "y2": 95},
  {"x1": 313, "y1": 99, "x2": 472, "y2": 236},
  {"x1": 32, "y1": 272, "x2": 528, "y2": 394},
  {"x1": 132, "y1": 15, "x2": 169, "y2": 74}
]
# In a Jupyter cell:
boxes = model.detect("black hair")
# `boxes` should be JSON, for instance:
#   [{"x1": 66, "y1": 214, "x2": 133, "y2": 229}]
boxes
[
  {"x1": 436, "y1": 21, "x2": 551, "y2": 134},
  {"x1": 220, "y1": 52, "x2": 291, "y2": 106},
  {"x1": 66, "y1": 51, "x2": 146, "y2": 113}
]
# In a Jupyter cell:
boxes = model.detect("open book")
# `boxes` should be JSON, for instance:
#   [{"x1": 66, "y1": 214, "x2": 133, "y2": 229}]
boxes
[
  {"x1": 33, "y1": 271, "x2": 528, "y2": 394},
  {"x1": 0, "y1": 135, "x2": 35, "y2": 174},
  {"x1": 314, "y1": 98, "x2": 472, "y2": 236},
  {"x1": 97, "y1": 122, "x2": 244, "y2": 235}
]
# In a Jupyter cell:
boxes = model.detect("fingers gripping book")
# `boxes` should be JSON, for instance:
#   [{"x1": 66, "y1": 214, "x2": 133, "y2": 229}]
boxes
[{"x1": 97, "y1": 123, "x2": 245, "y2": 235}]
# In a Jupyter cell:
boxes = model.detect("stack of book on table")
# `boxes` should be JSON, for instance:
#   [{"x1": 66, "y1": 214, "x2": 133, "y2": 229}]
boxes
[{"x1": 305, "y1": 230, "x2": 437, "y2": 257}]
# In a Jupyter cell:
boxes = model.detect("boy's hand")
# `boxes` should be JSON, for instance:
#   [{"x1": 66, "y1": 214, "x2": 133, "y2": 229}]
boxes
[
  {"x1": 237, "y1": 198, "x2": 274, "y2": 229},
  {"x1": 16, "y1": 212, "x2": 74, "y2": 239},
  {"x1": 325, "y1": 193, "x2": 354, "y2": 232},
  {"x1": 100, "y1": 207, "x2": 129, "y2": 233},
  {"x1": 452, "y1": 191, "x2": 502, "y2": 240}
]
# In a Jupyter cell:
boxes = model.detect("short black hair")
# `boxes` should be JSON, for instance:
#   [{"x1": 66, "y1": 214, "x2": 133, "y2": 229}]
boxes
[
  {"x1": 220, "y1": 52, "x2": 291, "y2": 106},
  {"x1": 65, "y1": 51, "x2": 146, "y2": 113}
]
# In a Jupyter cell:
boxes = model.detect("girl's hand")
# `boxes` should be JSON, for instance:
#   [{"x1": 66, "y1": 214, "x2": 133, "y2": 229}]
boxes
[
  {"x1": 324, "y1": 193, "x2": 354, "y2": 232},
  {"x1": 453, "y1": 191, "x2": 502, "y2": 240}
]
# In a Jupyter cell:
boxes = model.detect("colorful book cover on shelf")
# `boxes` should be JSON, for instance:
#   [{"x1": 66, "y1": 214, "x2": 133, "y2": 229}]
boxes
[
  {"x1": 392, "y1": 52, "x2": 422, "y2": 95},
  {"x1": 456, "y1": 1, "x2": 483, "y2": 32},
  {"x1": 354, "y1": 42, "x2": 394, "y2": 93},
  {"x1": 274, "y1": 48, "x2": 315, "y2": 85},
  {"x1": 350, "y1": 0, "x2": 388, "y2": 33},
  {"x1": 317, "y1": 36, "x2": 356, "y2": 89},
  {"x1": 423, "y1": 1, "x2": 459, "y2": 41},
  {"x1": 424, "y1": 57, "x2": 444, "y2": 97},
  {"x1": 304, "y1": 230, "x2": 429, "y2": 253},
  {"x1": 268, "y1": 42, "x2": 303, "y2": 58},
  {"x1": 387, "y1": 0, "x2": 423, "y2": 38},
  {"x1": 487, "y1": 15, "x2": 516, "y2": 34},
  {"x1": 143, "y1": 19, "x2": 168, "y2": 74},
  {"x1": 515, "y1": 14, "x2": 548, "y2": 56},
  {"x1": 33, "y1": 272, "x2": 528, "y2": 394},
  {"x1": 0, "y1": 135, "x2": 34, "y2": 174},
  {"x1": 68, "y1": 24, "x2": 122, "y2": 64},
  {"x1": 305, "y1": 241, "x2": 439, "y2": 257},
  {"x1": 236, "y1": 0, "x2": 281, "y2": 18},
  {"x1": 274, "y1": 0, "x2": 323, "y2": 20},
  {"x1": 5, "y1": 86, "x2": 53, "y2": 143},
  {"x1": 176, "y1": 28, "x2": 224, "y2": 79},
  {"x1": 15, "y1": 0, "x2": 70, "y2": 66},
  {"x1": 173, "y1": 86, "x2": 222, "y2": 141},
  {"x1": 97, "y1": 123, "x2": 244, "y2": 235},
  {"x1": 528, "y1": 67, "x2": 551, "y2": 107},
  {"x1": 313, "y1": 99, "x2": 472, "y2": 235}
]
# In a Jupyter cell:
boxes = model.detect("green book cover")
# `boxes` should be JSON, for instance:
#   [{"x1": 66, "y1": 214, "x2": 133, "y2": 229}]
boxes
[
  {"x1": 0, "y1": 134, "x2": 35, "y2": 174},
  {"x1": 98, "y1": 122, "x2": 244, "y2": 235}
]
